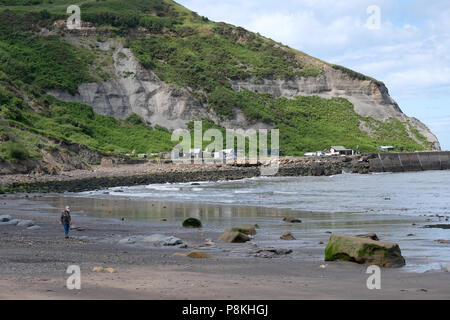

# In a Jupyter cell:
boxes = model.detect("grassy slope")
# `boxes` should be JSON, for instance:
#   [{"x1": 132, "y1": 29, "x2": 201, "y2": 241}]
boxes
[{"x1": 0, "y1": 0, "x2": 430, "y2": 161}]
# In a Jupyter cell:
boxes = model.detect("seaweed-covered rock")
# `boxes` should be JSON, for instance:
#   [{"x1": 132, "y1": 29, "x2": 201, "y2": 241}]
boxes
[
  {"x1": 218, "y1": 230, "x2": 250, "y2": 243},
  {"x1": 325, "y1": 234, "x2": 405, "y2": 268},
  {"x1": 280, "y1": 231, "x2": 296, "y2": 241},
  {"x1": 229, "y1": 225, "x2": 257, "y2": 235},
  {"x1": 182, "y1": 217, "x2": 202, "y2": 228}
]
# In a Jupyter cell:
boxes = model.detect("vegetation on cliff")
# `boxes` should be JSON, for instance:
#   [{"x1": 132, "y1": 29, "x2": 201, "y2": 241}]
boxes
[{"x1": 0, "y1": 0, "x2": 432, "y2": 162}]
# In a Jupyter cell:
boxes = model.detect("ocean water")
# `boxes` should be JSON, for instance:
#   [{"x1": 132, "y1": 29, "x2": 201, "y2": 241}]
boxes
[
  {"x1": 47, "y1": 170, "x2": 450, "y2": 272},
  {"x1": 77, "y1": 170, "x2": 450, "y2": 217}
]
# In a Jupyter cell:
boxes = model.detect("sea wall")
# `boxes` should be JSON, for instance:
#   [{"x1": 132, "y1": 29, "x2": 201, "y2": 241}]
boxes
[{"x1": 368, "y1": 152, "x2": 450, "y2": 173}]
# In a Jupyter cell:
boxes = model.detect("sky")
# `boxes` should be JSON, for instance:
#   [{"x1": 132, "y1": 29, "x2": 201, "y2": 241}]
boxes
[{"x1": 177, "y1": 0, "x2": 450, "y2": 150}]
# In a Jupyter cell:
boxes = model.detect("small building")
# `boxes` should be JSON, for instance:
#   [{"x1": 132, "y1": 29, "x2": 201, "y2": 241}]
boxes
[
  {"x1": 304, "y1": 151, "x2": 326, "y2": 157},
  {"x1": 330, "y1": 146, "x2": 355, "y2": 156},
  {"x1": 377, "y1": 146, "x2": 394, "y2": 152},
  {"x1": 170, "y1": 151, "x2": 184, "y2": 160}
]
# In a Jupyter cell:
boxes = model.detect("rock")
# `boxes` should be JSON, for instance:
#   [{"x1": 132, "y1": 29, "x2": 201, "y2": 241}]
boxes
[
  {"x1": 218, "y1": 230, "x2": 250, "y2": 243},
  {"x1": 199, "y1": 239, "x2": 216, "y2": 247},
  {"x1": 4, "y1": 219, "x2": 20, "y2": 226},
  {"x1": 27, "y1": 225, "x2": 41, "y2": 230},
  {"x1": 0, "y1": 215, "x2": 11, "y2": 222},
  {"x1": 435, "y1": 239, "x2": 450, "y2": 244},
  {"x1": 256, "y1": 247, "x2": 293, "y2": 255},
  {"x1": 356, "y1": 233, "x2": 379, "y2": 241},
  {"x1": 142, "y1": 234, "x2": 182, "y2": 246},
  {"x1": 164, "y1": 236, "x2": 183, "y2": 246},
  {"x1": 92, "y1": 266, "x2": 116, "y2": 273},
  {"x1": 182, "y1": 217, "x2": 202, "y2": 228},
  {"x1": 325, "y1": 234, "x2": 406, "y2": 268},
  {"x1": 229, "y1": 225, "x2": 257, "y2": 235},
  {"x1": 424, "y1": 224, "x2": 450, "y2": 229},
  {"x1": 186, "y1": 250, "x2": 211, "y2": 259},
  {"x1": 254, "y1": 247, "x2": 293, "y2": 258},
  {"x1": 280, "y1": 231, "x2": 296, "y2": 241},
  {"x1": 407, "y1": 234, "x2": 415, "y2": 237},
  {"x1": 283, "y1": 217, "x2": 302, "y2": 223},
  {"x1": 173, "y1": 250, "x2": 211, "y2": 259},
  {"x1": 17, "y1": 220, "x2": 35, "y2": 228}
]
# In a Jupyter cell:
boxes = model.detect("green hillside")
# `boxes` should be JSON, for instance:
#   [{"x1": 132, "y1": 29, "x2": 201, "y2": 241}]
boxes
[{"x1": 0, "y1": 0, "x2": 430, "y2": 163}]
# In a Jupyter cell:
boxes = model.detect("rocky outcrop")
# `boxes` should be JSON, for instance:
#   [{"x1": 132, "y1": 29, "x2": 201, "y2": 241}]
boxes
[
  {"x1": 325, "y1": 234, "x2": 406, "y2": 268},
  {"x1": 231, "y1": 66, "x2": 440, "y2": 150}
]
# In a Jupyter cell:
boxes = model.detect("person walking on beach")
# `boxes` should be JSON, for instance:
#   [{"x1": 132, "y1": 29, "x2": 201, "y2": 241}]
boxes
[{"x1": 60, "y1": 206, "x2": 72, "y2": 239}]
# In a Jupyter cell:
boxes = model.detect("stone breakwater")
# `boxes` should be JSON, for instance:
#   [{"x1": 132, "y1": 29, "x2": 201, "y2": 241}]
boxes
[{"x1": 0, "y1": 152, "x2": 449, "y2": 193}]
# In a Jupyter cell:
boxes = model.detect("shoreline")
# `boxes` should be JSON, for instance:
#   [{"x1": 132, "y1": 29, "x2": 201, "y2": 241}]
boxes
[
  {"x1": 1, "y1": 151, "x2": 450, "y2": 194},
  {"x1": 0, "y1": 196, "x2": 449, "y2": 299}
]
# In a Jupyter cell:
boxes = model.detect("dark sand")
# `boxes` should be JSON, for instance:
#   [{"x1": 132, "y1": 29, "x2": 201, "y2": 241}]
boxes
[{"x1": 0, "y1": 196, "x2": 449, "y2": 300}]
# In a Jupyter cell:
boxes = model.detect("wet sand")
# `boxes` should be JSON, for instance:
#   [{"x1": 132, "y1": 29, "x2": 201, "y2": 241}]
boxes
[{"x1": 0, "y1": 195, "x2": 449, "y2": 300}]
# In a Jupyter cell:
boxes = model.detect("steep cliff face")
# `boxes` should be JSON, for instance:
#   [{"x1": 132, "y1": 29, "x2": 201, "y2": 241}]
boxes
[
  {"x1": 48, "y1": 39, "x2": 271, "y2": 132},
  {"x1": 48, "y1": 40, "x2": 440, "y2": 150},
  {"x1": 231, "y1": 65, "x2": 441, "y2": 150}
]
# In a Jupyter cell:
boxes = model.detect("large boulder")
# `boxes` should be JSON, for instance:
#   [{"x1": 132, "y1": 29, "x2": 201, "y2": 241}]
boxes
[
  {"x1": 218, "y1": 230, "x2": 250, "y2": 243},
  {"x1": 325, "y1": 234, "x2": 405, "y2": 268},
  {"x1": 182, "y1": 217, "x2": 202, "y2": 228},
  {"x1": 229, "y1": 225, "x2": 257, "y2": 235}
]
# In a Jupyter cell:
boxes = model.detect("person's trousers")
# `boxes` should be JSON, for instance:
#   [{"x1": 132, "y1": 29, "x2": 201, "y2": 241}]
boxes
[{"x1": 63, "y1": 223, "x2": 70, "y2": 237}]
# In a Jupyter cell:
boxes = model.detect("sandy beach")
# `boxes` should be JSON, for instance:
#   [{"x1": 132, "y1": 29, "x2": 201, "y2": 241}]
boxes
[{"x1": 1, "y1": 194, "x2": 449, "y2": 300}]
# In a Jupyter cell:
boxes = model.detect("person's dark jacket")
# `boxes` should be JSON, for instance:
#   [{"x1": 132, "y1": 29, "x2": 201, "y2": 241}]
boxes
[{"x1": 61, "y1": 210, "x2": 71, "y2": 225}]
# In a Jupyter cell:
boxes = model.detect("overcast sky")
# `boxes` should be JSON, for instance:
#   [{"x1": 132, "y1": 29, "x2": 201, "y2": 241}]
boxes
[{"x1": 177, "y1": 0, "x2": 450, "y2": 150}]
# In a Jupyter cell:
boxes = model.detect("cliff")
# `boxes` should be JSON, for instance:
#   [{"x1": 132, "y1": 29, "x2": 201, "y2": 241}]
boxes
[{"x1": 0, "y1": 0, "x2": 441, "y2": 174}]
